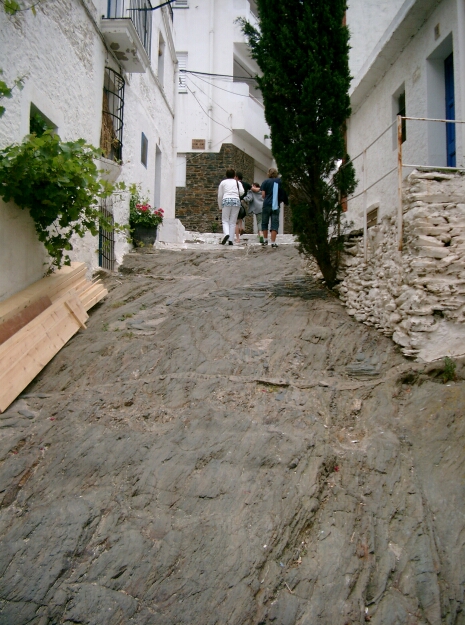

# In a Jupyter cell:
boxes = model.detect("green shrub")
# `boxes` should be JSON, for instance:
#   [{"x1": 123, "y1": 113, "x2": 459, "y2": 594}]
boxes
[
  {"x1": 443, "y1": 357, "x2": 457, "y2": 383},
  {"x1": 0, "y1": 131, "x2": 125, "y2": 271}
]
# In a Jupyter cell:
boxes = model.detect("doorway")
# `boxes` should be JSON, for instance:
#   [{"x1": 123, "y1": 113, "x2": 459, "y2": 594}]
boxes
[
  {"x1": 444, "y1": 53, "x2": 456, "y2": 167},
  {"x1": 426, "y1": 34, "x2": 454, "y2": 167}
]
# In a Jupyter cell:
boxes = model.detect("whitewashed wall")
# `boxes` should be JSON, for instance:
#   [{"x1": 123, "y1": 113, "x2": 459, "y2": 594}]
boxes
[
  {"x1": 346, "y1": 0, "x2": 405, "y2": 78},
  {"x1": 346, "y1": 0, "x2": 463, "y2": 230},
  {"x1": 173, "y1": 0, "x2": 273, "y2": 174},
  {"x1": 0, "y1": 0, "x2": 176, "y2": 300}
]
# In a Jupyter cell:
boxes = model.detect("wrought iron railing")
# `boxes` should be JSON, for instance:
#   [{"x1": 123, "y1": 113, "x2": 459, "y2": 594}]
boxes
[
  {"x1": 100, "y1": 67, "x2": 125, "y2": 162},
  {"x1": 105, "y1": 0, "x2": 153, "y2": 58},
  {"x1": 99, "y1": 198, "x2": 116, "y2": 271}
]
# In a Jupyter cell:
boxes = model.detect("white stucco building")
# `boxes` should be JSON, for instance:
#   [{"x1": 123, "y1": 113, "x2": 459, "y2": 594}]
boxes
[
  {"x1": 346, "y1": 0, "x2": 465, "y2": 228},
  {"x1": 0, "y1": 0, "x2": 178, "y2": 301},
  {"x1": 172, "y1": 0, "x2": 275, "y2": 232}
]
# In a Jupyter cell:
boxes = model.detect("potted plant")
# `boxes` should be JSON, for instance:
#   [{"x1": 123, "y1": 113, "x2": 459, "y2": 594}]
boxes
[{"x1": 129, "y1": 184, "x2": 164, "y2": 247}]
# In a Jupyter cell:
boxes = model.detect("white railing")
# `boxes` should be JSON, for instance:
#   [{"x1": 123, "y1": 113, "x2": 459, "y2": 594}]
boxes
[{"x1": 347, "y1": 115, "x2": 465, "y2": 260}]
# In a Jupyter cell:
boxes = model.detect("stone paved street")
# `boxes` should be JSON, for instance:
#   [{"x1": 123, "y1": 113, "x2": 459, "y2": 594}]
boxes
[{"x1": 0, "y1": 244, "x2": 464, "y2": 625}]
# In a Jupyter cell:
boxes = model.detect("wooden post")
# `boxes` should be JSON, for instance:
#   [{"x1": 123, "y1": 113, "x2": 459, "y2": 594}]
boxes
[
  {"x1": 397, "y1": 114, "x2": 403, "y2": 251},
  {"x1": 363, "y1": 149, "x2": 367, "y2": 262}
]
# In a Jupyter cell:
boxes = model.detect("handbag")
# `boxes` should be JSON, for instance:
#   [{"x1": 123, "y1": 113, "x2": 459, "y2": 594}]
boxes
[{"x1": 236, "y1": 180, "x2": 246, "y2": 219}]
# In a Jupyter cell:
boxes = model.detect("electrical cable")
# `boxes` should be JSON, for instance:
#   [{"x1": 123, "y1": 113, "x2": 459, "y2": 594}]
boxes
[
  {"x1": 188, "y1": 71, "x2": 260, "y2": 99},
  {"x1": 180, "y1": 69, "x2": 258, "y2": 82},
  {"x1": 185, "y1": 83, "x2": 231, "y2": 132},
  {"x1": 186, "y1": 74, "x2": 232, "y2": 116}
]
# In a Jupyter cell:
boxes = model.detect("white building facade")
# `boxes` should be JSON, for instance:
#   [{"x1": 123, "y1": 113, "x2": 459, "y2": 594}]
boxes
[
  {"x1": 346, "y1": 0, "x2": 465, "y2": 228},
  {"x1": 0, "y1": 0, "x2": 178, "y2": 301},
  {"x1": 172, "y1": 0, "x2": 276, "y2": 232}
]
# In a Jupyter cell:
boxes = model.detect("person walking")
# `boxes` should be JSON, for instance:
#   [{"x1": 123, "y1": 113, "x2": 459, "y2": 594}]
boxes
[
  {"x1": 234, "y1": 172, "x2": 251, "y2": 243},
  {"x1": 260, "y1": 168, "x2": 288, "y2": 248},
  {"x1": 218, "y1": 168, "x2": 244, "y2": 245},
  {"x1": 244, "y1": 182, "x2": 264, "y2": 242}
]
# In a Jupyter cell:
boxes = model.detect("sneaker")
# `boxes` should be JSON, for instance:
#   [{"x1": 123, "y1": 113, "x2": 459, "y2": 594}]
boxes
[
  {"x1": 261, "y1": 239, "x2": 268, "y2": 246},
  {"x1": 271, "y1": 243, "x2": 278, "y2": 248},
  {"x1": 228, "y1": 241, "x2": 233, "y2": 245},
  {"x1": 221, "y1": 235, "x2": 229, "y2": 245},
  {"x1": 259, "y1": 236, "x2": 264, "y2": 244}
]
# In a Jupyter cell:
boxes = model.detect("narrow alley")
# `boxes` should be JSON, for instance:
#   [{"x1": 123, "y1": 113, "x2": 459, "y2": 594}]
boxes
[{"x1": 0, "y1": 244, "x2": 464, "y2": 625}]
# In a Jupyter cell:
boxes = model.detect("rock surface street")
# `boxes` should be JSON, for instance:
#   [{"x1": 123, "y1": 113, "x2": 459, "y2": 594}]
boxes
[{"x1": 0, "y1": 244, "x2": 464, "y2": 625}]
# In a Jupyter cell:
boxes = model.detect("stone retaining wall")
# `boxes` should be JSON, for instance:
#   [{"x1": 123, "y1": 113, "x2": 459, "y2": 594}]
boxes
[{"x1": 335, "y1": 170, "x2": 465, "y2": 362}]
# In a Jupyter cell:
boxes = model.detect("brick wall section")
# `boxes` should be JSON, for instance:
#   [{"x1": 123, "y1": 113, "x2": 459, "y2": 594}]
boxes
[{"x1": 175, "y1": 143, "x2": 293, "y2": 234}]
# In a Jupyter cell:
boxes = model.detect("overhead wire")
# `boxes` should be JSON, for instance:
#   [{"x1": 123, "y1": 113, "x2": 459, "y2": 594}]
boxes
[
  {"x1": 179, "y1": 69, "x2": 258, "y2": 82},
  {"x1": 184, "y1": 83, "x2": 231, "y2": 132},
  {"x1": 188, "y1": 71, "x2": 259, "y2": 99},
  {"x1": 186, "y1": 74, "x2": 232, "y2": 116}
]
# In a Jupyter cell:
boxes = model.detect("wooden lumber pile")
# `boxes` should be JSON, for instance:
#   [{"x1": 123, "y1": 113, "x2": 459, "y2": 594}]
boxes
[{"x1": 0, "y1": 263, "x2": 108, "y2": 412}]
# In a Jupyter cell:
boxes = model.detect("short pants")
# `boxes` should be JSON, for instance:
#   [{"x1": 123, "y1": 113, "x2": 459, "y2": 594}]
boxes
[{"x1": 261, "y1": 205, "x2": 279, "y2": 232}]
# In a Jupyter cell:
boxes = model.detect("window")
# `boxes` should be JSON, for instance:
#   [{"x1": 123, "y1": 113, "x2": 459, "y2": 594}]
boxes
[
  {"x1": 398, "y1": 91, "x2": 406, "y2": 143},
  {"x1": 177, "y1": 52, "x2": 188, "y2": 93},
  {"x1": 141, "y1": 133, "x2": 148, "y2": 167},
  {"x1": 158, "y1": 32, "x2": 165, "y2": 87},
  {"x1": 100, "y1": 67, "x2": 125, "y2": 162},
  {"x1": 392, "y1": 84, "x2": 406, "y2": 149},
  {"x1": 367, "y1": 204, "x2": 379, "y2": 229},
  {"x1": 29, "y1": 104, "x2": 56, "y2": 136}
]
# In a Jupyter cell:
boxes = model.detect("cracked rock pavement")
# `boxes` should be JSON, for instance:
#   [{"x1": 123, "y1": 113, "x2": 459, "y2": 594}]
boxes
[{"x1": 0, "y1": 244, "x2": 464, "y2": 625}]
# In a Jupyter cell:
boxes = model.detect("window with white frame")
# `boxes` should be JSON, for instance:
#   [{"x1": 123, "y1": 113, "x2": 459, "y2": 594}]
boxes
[{"x1": 177, "y1": 52, "x2": 188, "y2": 93}]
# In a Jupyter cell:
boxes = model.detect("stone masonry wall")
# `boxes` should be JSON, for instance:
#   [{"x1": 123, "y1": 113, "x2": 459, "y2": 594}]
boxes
[{"x1": 335, "y1": 170, "x2": 465, "y2": 362}]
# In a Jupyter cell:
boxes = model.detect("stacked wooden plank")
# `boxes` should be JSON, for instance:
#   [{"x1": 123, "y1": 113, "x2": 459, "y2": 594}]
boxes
[{"x1": 0, "y1": 263, "x2": 108, "y2": 412}]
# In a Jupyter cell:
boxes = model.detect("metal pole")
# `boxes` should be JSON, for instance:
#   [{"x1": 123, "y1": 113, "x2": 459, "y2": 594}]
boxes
[
  {"x1": 397, "y1": 115, "x2": 403, "y2": 252},
  {"x1": 363, "y1": 149, "x2": 367, "y2": 262}
]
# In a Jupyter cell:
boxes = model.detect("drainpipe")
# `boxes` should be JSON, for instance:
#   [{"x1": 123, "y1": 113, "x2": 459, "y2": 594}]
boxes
[
  {"x1": 456, "y1": 0, "x2": 465, "y2": 166},
  {"x1": 172, "y1": 58, "x2": 179, "y2": 220},
  {"x1": 208, "y1": 0, "x2": 215, "y2": 150}
]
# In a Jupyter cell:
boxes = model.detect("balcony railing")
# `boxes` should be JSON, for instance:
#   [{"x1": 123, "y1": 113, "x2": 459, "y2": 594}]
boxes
[{"x1": 106, "y1": 0, "x2": 153, "y2": 58}]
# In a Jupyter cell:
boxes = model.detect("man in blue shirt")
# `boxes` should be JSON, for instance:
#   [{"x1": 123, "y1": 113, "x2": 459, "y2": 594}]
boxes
[{"x1": 260, "y1": 168, "x2": 287, "y2": 248}]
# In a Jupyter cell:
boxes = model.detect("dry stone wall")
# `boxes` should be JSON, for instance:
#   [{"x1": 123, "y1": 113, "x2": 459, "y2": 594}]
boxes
[{"x1": 335, "y1": 170, "x2": 465, "y2": 362}]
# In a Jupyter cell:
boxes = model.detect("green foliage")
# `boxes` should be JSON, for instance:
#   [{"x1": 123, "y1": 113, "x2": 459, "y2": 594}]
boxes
[
  {"x1": 0, "y1": 131, "x2": 125, "y2": 271},
  {"x1": 29, "y1": 111, "x2": 50, "y2": 137},
  {"x1": 3, "y1": 0, "x2": 39, "y2": 15},
  {"x1": 0, "y1": 69, "x2": 26, "y2": 118},
  {"x1": 241, "y1": 0, "x2": 356, "y2": 287},
  {"x1": 129, "y1": 183, "x2": 164, "y2": 229},
  {"x1": 443, "y1": 357, "x2": 457, "y2": 383},
  {"x1": 3, "y1": 0, "x2": 21, "y2": 14}
]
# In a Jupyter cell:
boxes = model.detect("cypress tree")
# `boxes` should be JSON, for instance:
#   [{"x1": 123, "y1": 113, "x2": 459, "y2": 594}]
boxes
[{"x1": 241, "y1": 0, "x2": 356, "y2": 287}]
